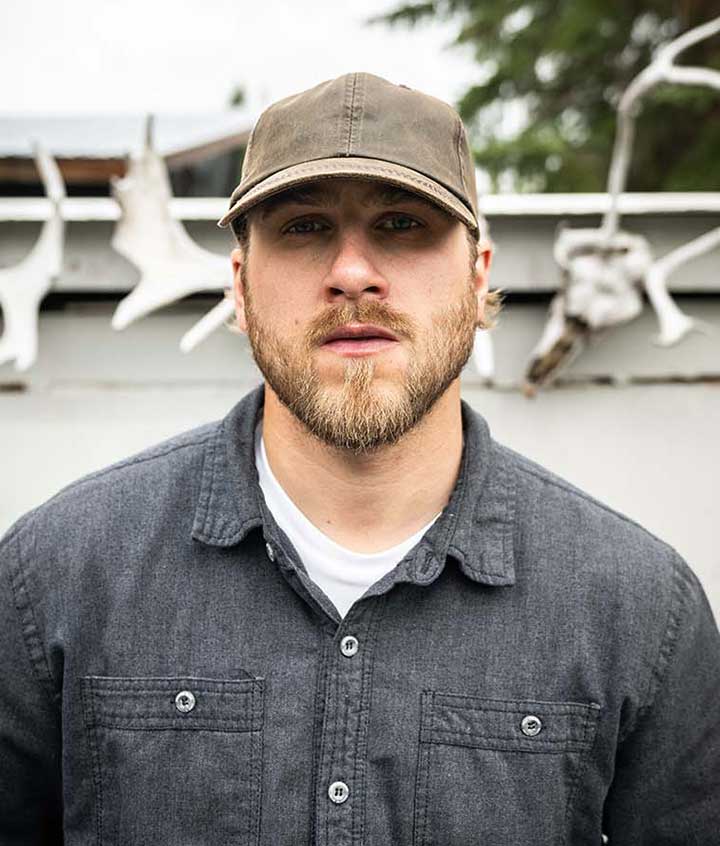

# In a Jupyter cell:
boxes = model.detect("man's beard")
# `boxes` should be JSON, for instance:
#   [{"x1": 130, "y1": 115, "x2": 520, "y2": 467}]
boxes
[{"x1": 242, "y1": 266, "x2": 477, "y2": 454}]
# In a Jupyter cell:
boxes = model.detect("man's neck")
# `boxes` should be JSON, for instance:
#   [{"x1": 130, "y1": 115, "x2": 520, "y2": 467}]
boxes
[{"x1": 260, "y1": 382, "x2": 464, "y2": 553}]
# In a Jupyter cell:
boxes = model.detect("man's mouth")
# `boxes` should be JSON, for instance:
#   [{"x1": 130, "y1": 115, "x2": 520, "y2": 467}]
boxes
[{"x1": 321, "y1": 323, "x2": 400, "y2": 357}]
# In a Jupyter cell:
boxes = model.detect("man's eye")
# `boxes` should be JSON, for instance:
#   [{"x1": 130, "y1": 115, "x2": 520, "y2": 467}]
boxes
[
  {"x1": 378, "y1": 215, "x2": 421, "y2": 231},
  {"x1": 284, "y1": 219, "x2": 329, "y2": 235}
]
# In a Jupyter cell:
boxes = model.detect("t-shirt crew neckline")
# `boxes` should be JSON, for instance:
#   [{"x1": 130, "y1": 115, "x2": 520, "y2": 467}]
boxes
[{"x1": 254, "y1": 423, "x2": 441, "y2": 615}]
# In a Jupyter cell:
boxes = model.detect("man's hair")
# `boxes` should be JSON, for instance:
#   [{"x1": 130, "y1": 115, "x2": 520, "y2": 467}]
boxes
[{"x1": 230, "y1": 205, "x2": 503, "y2": 330}]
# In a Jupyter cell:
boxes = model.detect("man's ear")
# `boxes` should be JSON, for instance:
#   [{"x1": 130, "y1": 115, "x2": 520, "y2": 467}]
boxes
[
  {"x1": 231, "y1": 247, "x2": 248, "y2": 334},
  {"x1": 473, "y1": 237, "x2": 493, "y2": 326}
]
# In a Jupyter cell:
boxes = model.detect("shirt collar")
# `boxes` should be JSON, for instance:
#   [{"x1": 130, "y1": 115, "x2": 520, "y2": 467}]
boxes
[{"x1": 192, "y1": 384, "x2": 516, "y2": 588}]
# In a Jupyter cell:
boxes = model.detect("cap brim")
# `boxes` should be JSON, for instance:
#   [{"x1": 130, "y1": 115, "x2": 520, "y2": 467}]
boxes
[{"x1": 218, "y1": 156, "x2": 477, "y2": 233}]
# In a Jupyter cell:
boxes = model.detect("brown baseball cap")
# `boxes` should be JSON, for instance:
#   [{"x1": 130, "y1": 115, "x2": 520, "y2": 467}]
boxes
[{"x1": 218, "y1": 72, "x2": 479, "y2": 234}]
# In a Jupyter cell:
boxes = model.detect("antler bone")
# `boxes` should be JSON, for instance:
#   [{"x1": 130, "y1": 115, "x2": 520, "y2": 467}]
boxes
[
  {"x1": 0, "y1": 144, "x2": 65, "y2": 371},
  {"x1": 110, "y1": 116, "x2": 231, "y2": 332},
  {"x1": 529, "y1": 16, "x2": 720, "y2": 390}
]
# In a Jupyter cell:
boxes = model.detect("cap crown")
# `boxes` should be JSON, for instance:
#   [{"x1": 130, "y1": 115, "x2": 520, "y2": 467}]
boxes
[{"x1": 236, "y1": 73, "x2": 478, "y2": 220}]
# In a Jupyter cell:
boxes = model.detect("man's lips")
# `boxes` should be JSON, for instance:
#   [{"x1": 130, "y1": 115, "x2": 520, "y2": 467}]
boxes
[
  {"x1": 322, "y1": 323, "x2": 399, "y2": 343},
  {"x1": 320, "y1": 323, "x2": 400, "y2": 357}
]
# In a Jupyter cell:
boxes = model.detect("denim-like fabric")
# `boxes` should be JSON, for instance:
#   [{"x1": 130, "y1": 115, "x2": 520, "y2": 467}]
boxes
[{"x1": 1, "y1": 384, "x2": 719, "y2": 845}]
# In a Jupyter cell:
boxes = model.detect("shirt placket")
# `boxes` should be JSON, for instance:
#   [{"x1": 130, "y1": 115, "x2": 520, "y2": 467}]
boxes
[
  {"x1": 313, "y1": 597, "x2": 385, "y2": 846},
  {"x1": 263, "y1": 531, "x2": 389, "y2": 846}
]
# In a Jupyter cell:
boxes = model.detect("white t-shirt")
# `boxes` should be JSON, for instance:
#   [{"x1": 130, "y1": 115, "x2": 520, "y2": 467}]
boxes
[{"x1": 255, "y1": 425, "x2": 440, "y2": 618}]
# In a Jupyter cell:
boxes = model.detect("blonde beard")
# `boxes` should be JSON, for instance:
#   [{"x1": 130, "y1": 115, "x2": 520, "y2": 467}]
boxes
[{"x1": 243, "y1": 274, "x2": 478, "y2": 454}]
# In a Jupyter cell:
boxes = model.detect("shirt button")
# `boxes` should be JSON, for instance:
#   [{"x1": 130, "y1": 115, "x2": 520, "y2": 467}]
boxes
[
  {"x1": 340, "y1": 635, "x2": 359, "y2": 657},
  {"x1": 175, "y1": 690, "x2": 196, "y2": 713},
  {"x1": 521, "y1": 714, "x2": 542, "y2": 736},
  {"x1": 328, "y1": 780, "x2": 349, "y2": 804},
  {"x1": 265, "y1": 542, "x2": 275, "y2": 562}
]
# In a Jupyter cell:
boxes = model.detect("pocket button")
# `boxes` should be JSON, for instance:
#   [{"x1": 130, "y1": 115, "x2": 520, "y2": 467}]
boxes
[
  {"x1": 520, "y1": 714, "x2": 543, "y2": 736},
  {"x1": 328, "y1": 780, "x2": 349, "y2": 804},
  {"x1": 175, "y1": 690, "x2": 196, "y2": 713}
]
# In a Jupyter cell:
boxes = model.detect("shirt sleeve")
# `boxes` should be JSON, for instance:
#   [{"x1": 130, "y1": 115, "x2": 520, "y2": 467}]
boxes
[
  {"x1": 0, "y1": 524, "x2": 63, "y2": 845},
  {"x1": 603, "y1": 554, "x2": 720, "y2": 844}
]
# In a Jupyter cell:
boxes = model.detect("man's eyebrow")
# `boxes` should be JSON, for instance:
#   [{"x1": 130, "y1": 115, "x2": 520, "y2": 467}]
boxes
[
  {"x1": 257, "y1": 186, "x2": 336, "y2": 219},
  {"x1": 371, "y1": 186, "x2": 435, "y2": 208}
]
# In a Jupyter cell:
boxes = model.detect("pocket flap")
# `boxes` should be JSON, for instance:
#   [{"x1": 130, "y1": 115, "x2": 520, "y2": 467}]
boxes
[
  {"x1": 420, "y1": 692, "x2": 600, "y2": 753},
  {"x1": 82, "y1": 675, "x2": 264, "y2": 732}
]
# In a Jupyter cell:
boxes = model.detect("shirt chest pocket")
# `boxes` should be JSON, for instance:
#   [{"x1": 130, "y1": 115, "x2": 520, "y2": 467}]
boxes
[
  {"x1": 413, "y1": 692, "x2": 601, "y2": 846},
  {"x1": 81, "y1": 675, "x2": 264, "y2": 846}
]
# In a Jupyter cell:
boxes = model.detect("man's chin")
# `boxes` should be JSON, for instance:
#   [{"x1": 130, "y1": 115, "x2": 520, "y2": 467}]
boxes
[
  {"x1": 313, "y1": 371, "x2": 412, "y2": 411},
  {"x1": 314, "y1": 348, "x2": 408, "y2": 384},
  {"x1": 279, "y1": 374, "x2": 413, "y2": 452}
]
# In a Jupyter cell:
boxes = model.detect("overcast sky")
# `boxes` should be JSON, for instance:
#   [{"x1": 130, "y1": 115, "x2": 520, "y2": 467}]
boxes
[{"x1": 1, "y1": 0, "x2": 478, "y2": 116}]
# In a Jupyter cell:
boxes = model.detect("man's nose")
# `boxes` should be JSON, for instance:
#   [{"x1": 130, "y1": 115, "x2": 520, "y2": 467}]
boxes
[{"x1": 325, "y1": 232, "x2": 389, "y2": 301}]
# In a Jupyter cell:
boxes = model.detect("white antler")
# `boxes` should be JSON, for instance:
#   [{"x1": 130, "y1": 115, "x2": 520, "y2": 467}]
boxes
[
  {"x1": 646, "y1": 226, "x2": 720, "y2": 345},
  {"x1": 530, "y1": 15, "x2": 720, "y2": 389},
  {"x1": 522, "y1": 293, "x2": 588, "y2": 395},
  {"x1": 0, "y1": 144, "x2": 65, "y2": 371},
  {"x1": 180, "y1": 295, "x2": 235, "y2": 353},
  {"x1": 471, "y1": 331, "x2": 494, "y2": 382},
  {"x1": 110, "y1": 115, "x2": 231, "y2": 331},
  {"x1": 621, "y1": 17, "x2": 720, "y2": 342},
  {"x1": 603, "y1": 16, "x2": 720, "y2": 239}
]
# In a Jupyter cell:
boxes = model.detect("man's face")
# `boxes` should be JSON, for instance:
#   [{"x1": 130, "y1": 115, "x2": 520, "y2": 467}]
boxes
[{"x1": 231, "y1": 178, "x2": 491, "y2": 453}]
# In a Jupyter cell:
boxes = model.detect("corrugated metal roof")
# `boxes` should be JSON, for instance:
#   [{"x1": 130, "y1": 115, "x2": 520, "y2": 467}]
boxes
[{"x1": 0, "y1": 112, "x2": 255, "y2": 159}]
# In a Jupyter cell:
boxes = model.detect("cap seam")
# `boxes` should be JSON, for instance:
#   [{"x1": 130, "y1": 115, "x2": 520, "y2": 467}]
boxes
[
  {"x1": 456, "y1": 117, "x2": 468, "y2": 197},
  {"x1": 344, "y1": 74, "x2": 358, "y2": 156},
  {"x1": 354, "y1": 74, "x2": 365, "y2": 153}
]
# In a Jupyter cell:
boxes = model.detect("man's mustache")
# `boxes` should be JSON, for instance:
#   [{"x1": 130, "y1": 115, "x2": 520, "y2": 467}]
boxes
[{"x1": 305, "y1": 300, "x2": 417, "y2": 347}]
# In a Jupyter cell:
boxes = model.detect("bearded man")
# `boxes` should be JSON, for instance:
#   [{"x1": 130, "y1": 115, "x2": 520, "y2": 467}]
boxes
[{"x1": 1, "y1": 73, "x2": 718, "y2": 845}]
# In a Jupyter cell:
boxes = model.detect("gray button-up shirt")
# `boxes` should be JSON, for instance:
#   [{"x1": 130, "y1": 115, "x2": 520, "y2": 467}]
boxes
[{"x1": 1, "y1": 385, "x2": 719, "y2": 845}]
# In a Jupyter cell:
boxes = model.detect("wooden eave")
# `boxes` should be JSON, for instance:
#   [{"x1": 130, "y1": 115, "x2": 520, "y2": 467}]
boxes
[{"x1": 0, "y1": 157, "x2": 127, "y2": 185}]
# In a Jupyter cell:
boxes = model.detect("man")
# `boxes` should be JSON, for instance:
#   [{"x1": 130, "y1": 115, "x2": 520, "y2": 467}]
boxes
[{"x1": 0, "y1": 73, "x2": 718, "y2": 845}]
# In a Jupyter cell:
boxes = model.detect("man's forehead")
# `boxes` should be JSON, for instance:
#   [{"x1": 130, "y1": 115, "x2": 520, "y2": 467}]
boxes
[{"x1": 255, "y1": 179, "x2": 446, "y2": 219}]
